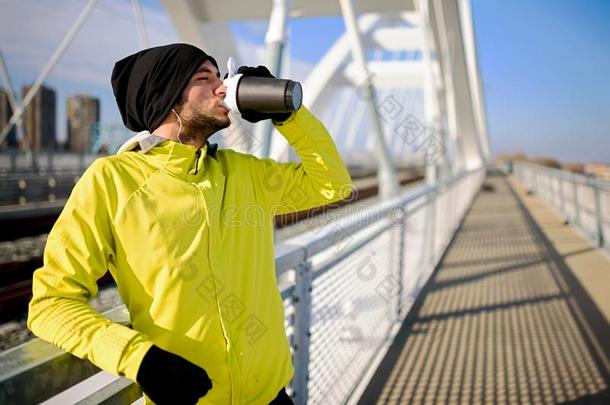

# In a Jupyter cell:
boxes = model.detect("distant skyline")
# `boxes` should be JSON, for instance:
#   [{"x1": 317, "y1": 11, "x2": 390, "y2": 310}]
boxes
[
  {"x1": 0, "y1": 0, "x2": 608, "y2": 163},
  {"x1": 0, "y1": 0, "x2": 182, "y2": 146}
]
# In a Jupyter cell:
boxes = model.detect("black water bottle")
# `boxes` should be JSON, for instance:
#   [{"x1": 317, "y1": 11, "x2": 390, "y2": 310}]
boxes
[
  {"x1": 234, "y1": 76, "x2": 302, "y2": 113},
  {"x1": 223, "y1": 58, "x2": 302, "y2": 114}
]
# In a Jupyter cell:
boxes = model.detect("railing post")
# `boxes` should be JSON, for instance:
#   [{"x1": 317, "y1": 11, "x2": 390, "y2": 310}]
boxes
[
  {"x1": 592, "y1": 179, "x2": 605, "y2": 248},
  {"x1": 292, "y1": 260, "x2": 312, "y2": 404},
  {"x1": 572, "y1": 173, "x2": 581, "y2": 226},
  {"x1": 519, "y1": 163, "x2": 524, "y2": 184},
  {"x1": 396, "y1": 205, "x2": 407, "y2": 322},
  {"x1": 546, "y1": 170, "x2": 552, "y2": 201},
  {"x1": 428, "y1": 190, "x2": 437, "y2": 268},
  {"x1": 543, "y1": 169, "x2": 548, "y2": 200},
  {"x1": 559, "y1": 171, "x2": 566, "y2": 217}
]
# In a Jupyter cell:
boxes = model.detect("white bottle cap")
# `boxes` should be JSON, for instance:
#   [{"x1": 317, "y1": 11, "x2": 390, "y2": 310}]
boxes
[
  {"x1": 223, "y1": 73, "x2": 243, "y2": 112},
  {"x1": 223, "y1": 56, "x2": 242, "y2": 112},
  {"x1": 227, "y1": 56, "x2": 237, "y2": 78}
]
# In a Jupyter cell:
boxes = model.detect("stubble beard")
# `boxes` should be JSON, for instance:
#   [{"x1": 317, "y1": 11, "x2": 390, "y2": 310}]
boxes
[{"x1": 175, "y1": 103, "x2": 231, "y2": 146}]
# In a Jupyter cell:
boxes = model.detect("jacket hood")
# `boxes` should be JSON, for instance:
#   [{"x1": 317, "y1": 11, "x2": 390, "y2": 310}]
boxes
[{"x1": 118, "y1": 132, "x2": 218, "y2": 181}]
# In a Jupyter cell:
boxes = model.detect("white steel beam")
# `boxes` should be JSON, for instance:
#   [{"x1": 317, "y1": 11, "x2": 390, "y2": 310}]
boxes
[
  {"x1": 343, "y1": 91, "x2": 368, "y2": 154},
  {"x1": 256, "y1": 0, "x2": 291, "y2": 158},
  {"x1": 430, "y1": 0, "x2": 461, "y2": 175},
  {"x1": 301, "y1": 14, "x2": 380, "y2": 110},
  {"x1": 156, "y1": 0, "x2": 415, "y2": 21},
  {"x1": 342, "y1": 60, "x2": 424, "y2": 88},
  {"x1": 365, "y1": 27, "x2": 423, "y2": 51},
  {"x1": 270, "y1": 13, "x2": 380, "y2": 161},
  {"x1": 131, "y1": 0, "x2": 150, "y2": 48},
  {"x1": 432, "y1": 0, "x2": 485, "y2": 172},
  {"x1": 339, "y1": 0, "x2": 399, "y2": 198},
  {"x1": 416, "y1": 0, "x2": 442, "y2": 184},
  {"x1": 458, "y1": 0, "x2": 490, "y2": 162},
  {"x1": 160, "y1": 0, "x2": 239, "y2": 68},
  {"x1": 390, "y1": 88, "x2": 414, "y2": 156},
  {"x1": 0, "y1": 50, "x2": 27, "y2": 151},
  {"x1": 329, "y1": 88, "x2": 355, "y2": 150}
]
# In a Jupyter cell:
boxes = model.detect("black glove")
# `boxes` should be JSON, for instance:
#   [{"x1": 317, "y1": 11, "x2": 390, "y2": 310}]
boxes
[
  {"x1": 235, "y1": 65, "x2": 293, "y2": 124},
  {"x1": 136, "y1": 345, "x2": 212, "y2": 405},
  {"x1": 269, "y1": 387, "x2": 294, "y2": 404}
]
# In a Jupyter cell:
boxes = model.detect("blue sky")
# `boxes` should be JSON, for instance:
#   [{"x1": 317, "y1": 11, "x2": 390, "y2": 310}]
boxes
[
  {"x1": 0, "y1": 0, "x2": 608, "y2": 163},
  {"x1": 472, "y1": 0, "x2": 610, "y2": 163}
]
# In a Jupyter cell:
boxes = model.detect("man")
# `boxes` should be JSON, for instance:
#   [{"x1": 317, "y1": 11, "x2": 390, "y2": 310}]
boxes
[{"x1": 27, "y1": 43, "x2": 352, "y2": 404}]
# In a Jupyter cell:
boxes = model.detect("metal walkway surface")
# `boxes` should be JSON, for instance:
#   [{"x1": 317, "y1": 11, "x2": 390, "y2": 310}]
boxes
[{"x1": 358, "y1": 174, "x2": 610, "y2": 405}]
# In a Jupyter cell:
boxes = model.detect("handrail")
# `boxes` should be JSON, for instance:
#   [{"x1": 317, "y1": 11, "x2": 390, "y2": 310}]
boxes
[
  {"x1": 513, "y1": 161, "x2": 609, "y2": 251},
  {"x1": 0, "y1": 306, "x2": 131, "y2": 404},
  {"x1": 275, "y1": 168, "x2": 478, "y2": 264}
]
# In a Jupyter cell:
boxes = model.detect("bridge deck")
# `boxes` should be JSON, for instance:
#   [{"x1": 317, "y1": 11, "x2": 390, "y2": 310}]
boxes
[{"x1": 359, "y1": 173, "x2": 610, "y2": 404}]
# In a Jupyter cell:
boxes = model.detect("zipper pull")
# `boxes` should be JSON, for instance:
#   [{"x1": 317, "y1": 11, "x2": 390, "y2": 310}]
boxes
[{"x1": 193, "y1": 148, "x2": 201, "y2": 175}]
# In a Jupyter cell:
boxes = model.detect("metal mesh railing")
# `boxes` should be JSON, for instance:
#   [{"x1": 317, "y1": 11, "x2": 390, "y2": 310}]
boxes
[
  {"x1": 513, "y1": 162, "x2": 610, "y2": 254},
  {"x1": 276, "y1": 167, "x2": 485, "y2": 403}
]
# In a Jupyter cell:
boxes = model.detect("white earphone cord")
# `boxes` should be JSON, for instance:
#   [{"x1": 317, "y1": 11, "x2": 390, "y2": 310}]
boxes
[{"x1": 171, "y1": 108, "x2": 183, "y2": 144}]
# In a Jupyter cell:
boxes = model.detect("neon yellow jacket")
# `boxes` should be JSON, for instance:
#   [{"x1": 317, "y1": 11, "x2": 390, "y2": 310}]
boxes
[{"x1": 27, "y1": 106, "x2": 352, "y2": 404}]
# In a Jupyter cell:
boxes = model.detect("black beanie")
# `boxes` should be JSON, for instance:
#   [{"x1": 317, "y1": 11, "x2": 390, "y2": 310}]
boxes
[{"x1": 111, "y1": 43, "x2": 219, "y2": 132}]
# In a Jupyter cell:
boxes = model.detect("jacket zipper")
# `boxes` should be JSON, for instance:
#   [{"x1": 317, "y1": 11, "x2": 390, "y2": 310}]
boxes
[{"x1": 193, "y1": 148, "x2": 201, "y2": 175}]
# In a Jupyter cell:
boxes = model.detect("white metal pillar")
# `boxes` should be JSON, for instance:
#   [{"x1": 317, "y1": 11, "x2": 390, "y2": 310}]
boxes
[
  {"x1": 338, "y1": 0, "x2": 399, "y2": 198},
  {"x1": 457, "y1": 0, "x2": 490, "y2": 165},
  {"x1": 0, "y1": 50, "x2": 28, "y2": 158},
  {"x1": 256, "y1": 0, "x2": 291, "y2": 158},
  {"x1": 416, "y1": 0, "x2": 441, "y2": 185},
  {"x1": 431, "y1": 0, "x2": 462, "y2": 176},
  {"x1": 271, "y1": 14, "x2": 380, "y2": 162},
  {"x1": 160, "y1": 1, "x2": 241, "y2": 72},
  {"x1": 131, "y1": 0, "x2": 150, "y2": 49}
]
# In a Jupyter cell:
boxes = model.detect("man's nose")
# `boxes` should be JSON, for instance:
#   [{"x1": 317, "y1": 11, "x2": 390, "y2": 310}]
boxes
[{"x1": 215, "y1": 82, "x2": 227, "y2": 98}]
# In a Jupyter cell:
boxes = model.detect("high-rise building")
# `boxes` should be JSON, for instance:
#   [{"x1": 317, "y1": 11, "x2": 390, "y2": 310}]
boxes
[
  {"x1": 0, "y1": 89, "x2": 18, "y2": 150},
  {"x1": 21, "y1": 84, "x2": 56, "y2": 150},
  {"x1": 67, "y1": 95, "x2": 100, "y2": 153}
]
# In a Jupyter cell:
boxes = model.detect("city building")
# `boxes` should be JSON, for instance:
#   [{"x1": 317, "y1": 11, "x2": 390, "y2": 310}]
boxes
[
  {"x1": 67, "y1": 95, "x2": 100, "y2": 153},
  {"x1": 0, "y1": 89, "x2": 18, "y2": 150},
  {"x1": 21, "y1": 84, "x2": 56, "y2": 150}
]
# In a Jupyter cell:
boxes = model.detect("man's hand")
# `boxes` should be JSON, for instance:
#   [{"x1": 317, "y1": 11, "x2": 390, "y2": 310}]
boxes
[
  {"x1": 236, "y1": 65, "x2": 293, "y2": 124},
  {"x1": 136, "y1": 345, "x2": 212, "y2": 404}
]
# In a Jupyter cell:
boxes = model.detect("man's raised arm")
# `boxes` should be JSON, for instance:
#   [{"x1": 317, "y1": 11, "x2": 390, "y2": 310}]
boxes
[{"x1": 249, "y1": 106, "x2": 353, "y2": 215}]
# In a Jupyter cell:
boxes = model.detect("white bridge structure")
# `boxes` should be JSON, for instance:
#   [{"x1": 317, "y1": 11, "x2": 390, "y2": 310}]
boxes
[
  {"x1": 0, "y1": 1, "x2": 496, "y2": 404},
  {"x1": 160, "y1": 0, "x2": 489, "y2": 198}
]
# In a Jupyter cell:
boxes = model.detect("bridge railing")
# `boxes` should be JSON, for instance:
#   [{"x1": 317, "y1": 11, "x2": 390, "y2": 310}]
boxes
[
  {"x1": 281, "y1": 167, "x2": 485, "y2": 404},
  {"x1": 513, "y1": 162, "x2": 610, "y2": 254},
  {"x1": 0, "y1": 167, "x2": 486, "y2": 405}
]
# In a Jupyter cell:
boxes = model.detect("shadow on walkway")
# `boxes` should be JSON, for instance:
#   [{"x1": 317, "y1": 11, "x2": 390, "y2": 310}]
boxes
[{"x1": 358, "y1": 174, "x2": 610, "y2": 405}]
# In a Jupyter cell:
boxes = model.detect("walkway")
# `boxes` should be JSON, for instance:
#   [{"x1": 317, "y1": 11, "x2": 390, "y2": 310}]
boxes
[{"x1": 358, "y1": 173, "x2": 610, "y2": 404}]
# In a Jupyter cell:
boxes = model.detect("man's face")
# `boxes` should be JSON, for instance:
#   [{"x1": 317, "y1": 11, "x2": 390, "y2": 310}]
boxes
[{"x1": 174, "y1": 60, "x2": 230, "y2": 140}]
